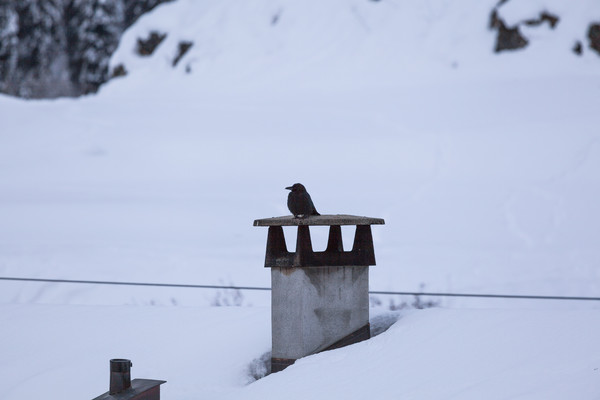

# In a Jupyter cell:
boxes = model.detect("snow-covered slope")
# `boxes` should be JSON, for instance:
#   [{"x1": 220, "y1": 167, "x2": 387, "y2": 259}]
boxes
[
  {"x1": 108, "y1": 0, "x2": 600, "y2": 92},
  {"x1": 2, "y1": 305, "x2": 599, "y2": 400},
  {"x1": 1, "y1": 0, "x2": 600, "y2": 308}
]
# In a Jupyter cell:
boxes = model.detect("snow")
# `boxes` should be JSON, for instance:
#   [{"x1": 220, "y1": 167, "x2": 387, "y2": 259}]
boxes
[
  {"x1": 1, "y1": 305, "x2": 599, "y2": 400},
  {"x1": 240, "y1": 308, "x2": 600, "y2": 400},
  {"x1": 1, "y1": 0, "x2": 600, "y2": 398},
  {"x1": 0, "y1": 304, "x2": 271, "y2": 399}
]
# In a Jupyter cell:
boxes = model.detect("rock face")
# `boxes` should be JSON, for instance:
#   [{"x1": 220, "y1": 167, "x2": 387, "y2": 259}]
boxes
[
  {"x1": 136, "y1": 31, "x2": 167, "y2": 56},
  {"x1": 490, "y1": 7, "x2": 560, "y2": 53},
  {"x1": 490, "y1": 9, "x2": 529, "y2": 53},
  {"x1": 0, "y1": 0, "x2": 172, "y2": 99},
  {"x1": 589, "y1": 23, "x2": 600, "y2": 55}
]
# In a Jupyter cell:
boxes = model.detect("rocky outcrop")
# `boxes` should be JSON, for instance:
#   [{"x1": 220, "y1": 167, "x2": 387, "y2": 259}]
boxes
[
  {"x1": 490, "y1": 7, "x2": 560, "y2": 53},
  {"x1": 589, "y1": 23, "x2": 600, "y2": 55},
  {"x1": 491, "y1": 1, "x2": 600, "y2": 58},
  {"x1": 490, "y1": 9, "x2": 529, "y2": 53},
  {"x1": 136, "y1": 31, "x2": 167, "y2": 56}
]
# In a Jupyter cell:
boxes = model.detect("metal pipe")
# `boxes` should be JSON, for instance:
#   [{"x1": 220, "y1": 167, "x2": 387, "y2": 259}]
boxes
[{"x1": 109, "y1": 359, "x2": 132, "y2": 394}]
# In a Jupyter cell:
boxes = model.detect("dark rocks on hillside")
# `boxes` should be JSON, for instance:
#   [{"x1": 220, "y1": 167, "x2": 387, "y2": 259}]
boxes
[
  {"x1": 136, "y1": 31, "x2": 167, "y2": 56},
  {"x1": 573, "y1": 41, "x2": 583, "y2": 56},
  {"x1": 111, "y1": 64, "x2": 127, "y2": 78},
  {"x1": 588, "y1": 23, "x2": 600, "y2": 55},
  {"x1": 493, "y1": 1, "x2": 600, "y2": 59},
  {"x1": 495, "y1": 25, "x2": 528, "y2": 52},
  {"x1": 172, "y1": 41, "x2": 193, "y2": 67},
  {"x1": 490, "y1": 9, "x2": 528, "y2": 53},
  {"x1": 490, "y1": 6, "x2": 560, "y2": 54},
  {"x1": 524, "y1": 11, "x2": 559, "y2": 29}
]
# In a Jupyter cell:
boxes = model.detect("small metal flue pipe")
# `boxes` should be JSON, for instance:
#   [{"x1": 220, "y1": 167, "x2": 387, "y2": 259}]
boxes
[{"x1": 109, "y1": 359, "x2": 132, "y2": 394}]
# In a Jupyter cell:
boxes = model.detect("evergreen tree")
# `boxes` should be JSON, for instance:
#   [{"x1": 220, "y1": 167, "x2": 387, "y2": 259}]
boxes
[
  {"x1": 0, "y1": 2, "x2": 19, "y2": 92},
  {"x1": 13, "y1": 0, "x2": 65, "y2": 97},
  {"x1": 66, "y1": 0, "x2": 124, "y2": 94},
  {"x1": 124, "y1": 0, "x2": 172, "y2": 27},
  {"x1": 0, "y1": 0, "x2": 172, "y2": 98}
]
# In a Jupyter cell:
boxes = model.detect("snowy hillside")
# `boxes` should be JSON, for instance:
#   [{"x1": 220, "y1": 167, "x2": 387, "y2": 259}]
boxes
[
  {"x1": 2, "y1": 0, "x2": 600, "y2": 307},
  {"x1": 108, "y1": 0, "x2": 600, "y2": 90},
  {"x1": 1, "y1": 0, "x2": 600, "y2": 398},
  {"x1": 2, "y1": 305, "x2": 599, "y2": 400}
]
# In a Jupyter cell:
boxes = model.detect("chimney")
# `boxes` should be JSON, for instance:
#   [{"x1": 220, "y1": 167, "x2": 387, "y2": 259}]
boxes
[
  {"x1": 254, "y1": 214, "x2": 384, "y2": 372},
  {"x1": 92, "y1": 359, "x2": 166, "y2": 400}
]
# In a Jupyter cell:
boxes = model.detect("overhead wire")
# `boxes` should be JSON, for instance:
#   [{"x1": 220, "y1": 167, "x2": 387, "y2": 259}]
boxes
[{"x1": 1, "y1": 276, "x2": 599, "y2": 301}]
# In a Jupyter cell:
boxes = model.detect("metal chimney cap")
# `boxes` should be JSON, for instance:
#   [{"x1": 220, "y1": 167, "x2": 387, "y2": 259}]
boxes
[
  {"x1": 110, "y1": 359, "x2": 132, "y2": 371},
  {"x1": 254, "y1": 214, "x2": 385, "y2": 227}
]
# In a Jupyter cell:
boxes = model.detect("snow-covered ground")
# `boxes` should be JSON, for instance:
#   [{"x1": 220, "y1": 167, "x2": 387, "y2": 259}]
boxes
[
  {"x1": 2, "y1": 305, "x2": 599, "y2": 400},
  {"x1": 1, "y1": 0, "x2": 600, "y2": 398}
]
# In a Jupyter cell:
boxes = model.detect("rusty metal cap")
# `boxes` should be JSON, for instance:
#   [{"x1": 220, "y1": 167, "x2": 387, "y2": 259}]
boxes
[{"x1": 110, "y1": 359, "x2": 132, "y2": 372}]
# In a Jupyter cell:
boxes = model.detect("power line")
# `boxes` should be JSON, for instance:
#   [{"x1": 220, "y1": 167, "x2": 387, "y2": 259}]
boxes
[
  {"x1": 1, "y1": 276, "x2": 599, "y2": 302},
  {"x1": 368, "y1": 290, "x2": 600, "y2": 301},
  {"x1": 0, "y1": 276, "x2": 270, "y2": 291}
]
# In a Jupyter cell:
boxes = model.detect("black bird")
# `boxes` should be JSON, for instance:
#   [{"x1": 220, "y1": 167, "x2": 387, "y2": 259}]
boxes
[{"x1": 286, "y1": 183, "x2": 320, "y2": 218}]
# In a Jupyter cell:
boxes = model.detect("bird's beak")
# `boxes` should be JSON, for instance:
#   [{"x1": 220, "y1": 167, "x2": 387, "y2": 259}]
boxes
[{"x1": 285, "y1": 186, "x2": 292, "y2": 190}]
